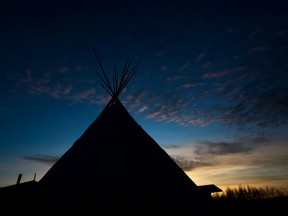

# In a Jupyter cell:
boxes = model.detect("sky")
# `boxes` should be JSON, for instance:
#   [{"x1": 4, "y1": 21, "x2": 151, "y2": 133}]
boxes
[{"x1": 0, "y1": 0, "x2": 288, "y2": 192}]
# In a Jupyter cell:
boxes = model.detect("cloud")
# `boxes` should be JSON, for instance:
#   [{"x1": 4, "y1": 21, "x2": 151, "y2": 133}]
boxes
[
  {"x1": 162, "y1": 133, "x2": 273, "y2": 172},
  {"x1": 171, "y1": 156, "x2": 213, "y2": 172},
  {"x1": 161, "y1": 64, "x2": 169, "y2": 71},
  {"x1": 56, "y1": 66, "x2": 70, "y2": 73},
  {"x1": 196, "y1": 140, "x2": 255, "y2": 155},
  {"x1": 202, "y1": 65, "x2": 247, "y2": 79},
  {"x1": 220, "y1": 87, "x2": 241, "y2": 97},
  {"x1": 203, "y1": 69, "x2": 231, "y2": 79},
  {"x1": 163, "y1": 144, "x2": 216, "y2": 171},
  {"x1": 20, "y1": 155, "x2": 59, "y2": 166},
  {"x1": 196, "y1": 53, "x2": 205, "y2": 61},
  {"x1": 138, "y1": 104, "x2": 148, "y2": 113},
  {"x1": 202, "y1": 61, "x2": 214, "y2": 68},
  {"x1": 1, "y1": 65, "x2": 110, "y2": 105},
  {"x1": 177, "y1": 61, "x2": 191, "y2": 72},
  {"x1": 217, "y1": 74, "x2": 247, "y2": 87},
  {"x1": 71, "y1": 88, "x2": 96, "y2": 101},
  {"x1": 247, "y1": 45, "x2": 271, "y2": 53},
  {"x1": 165, "y1": 75, "x2": 187, "y2": 82},
  {"x1": 3, "y1": 36, "x2": 287, "y2": 136},
  {"x1": 146, "y1": 106, "x2": 165, "y2": 119},
  {"x1": 180, "y1": 82, "x2": 204, "y2": 89},
  {"x1": 134, "y1": 90, "x2": 148, "y2": 103},
  {"x1": 221, "y1": 83, "x2": 288, "y2": 127},
  {"x1": 130, "y1": 52, "x2": 288, "y2": 137}
]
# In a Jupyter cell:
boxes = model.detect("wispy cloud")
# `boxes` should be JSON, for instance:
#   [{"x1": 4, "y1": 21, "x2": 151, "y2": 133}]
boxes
[
  {"x1": 171, "y1": 156, "x2": 213, "y2": 171},
  {"x1": 20, "y1": 155, "x2": 59, "y2": 166},
  {"x1": 221, "y1": 83, "x2": 288, "y2": 127},
  {"x1": 161, "y1": 64, "x2": 169, "y2": 71},
  {"x1": 196, "y1": 140, "x2": 256, "y2": 155},
  {"x1": 71, "y1": 88, "x2": 96, "y2": 101},
  {"x1": 177, "y1": 61, "x2": 191, "y2": 72},
  {"x1": 180, "y1": 82, "x2": 204, "y2": 89},
  {"x1": 196, "y1": 53, "x2": 205, "y2": 61},
  {"x1": 247, "y1": 45, "x2": 271, "y2": 53},
  {"x1": 162, "y1": 133, "x2": 285, "y2": 175},
  {"x1": 163, "y1": 144, "x2": 215, "y2": 171},
  {"x1": 202, "y1": 65, "x2": 247, "y2": 79},
  {"x1": 1, "y1": 65, "x2": 110, "y2": 105},
  {"x1": 165, "y1": 75, "x2": 187, "y2": 82}
]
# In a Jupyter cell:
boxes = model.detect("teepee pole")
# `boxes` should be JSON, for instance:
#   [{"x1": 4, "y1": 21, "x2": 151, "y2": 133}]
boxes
[
  {"x1": 91, "y1": 46, "x2": 114, "y2": 94},
  {"x1": 92, "y1": 46, "x2": 142, "y2": 101}
]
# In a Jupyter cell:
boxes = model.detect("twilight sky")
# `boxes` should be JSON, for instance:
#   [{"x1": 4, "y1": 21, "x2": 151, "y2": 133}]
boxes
[{"x1": 1, "y1": 0, "x2": 288, "y2": 191}]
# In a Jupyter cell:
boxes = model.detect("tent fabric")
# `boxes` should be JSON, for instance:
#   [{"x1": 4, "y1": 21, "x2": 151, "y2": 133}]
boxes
[{"x1": 32, "y1": 98, "x2": 205, "y2": 208}]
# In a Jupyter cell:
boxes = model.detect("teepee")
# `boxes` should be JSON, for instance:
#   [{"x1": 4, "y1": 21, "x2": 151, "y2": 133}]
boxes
[{"x1": 31, "y1": 48, "x2": 221, "y2": 209}]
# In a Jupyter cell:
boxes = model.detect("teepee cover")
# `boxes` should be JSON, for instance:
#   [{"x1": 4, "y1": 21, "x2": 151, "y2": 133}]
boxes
[{"x1": 33, "y1": 50, "x2": 208, "y2": 208}]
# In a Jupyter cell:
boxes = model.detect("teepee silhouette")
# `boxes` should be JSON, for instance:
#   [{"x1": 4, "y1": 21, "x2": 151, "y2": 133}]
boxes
[{"x1": 31, "y1": 48, "x2": 221, "y2": 210}]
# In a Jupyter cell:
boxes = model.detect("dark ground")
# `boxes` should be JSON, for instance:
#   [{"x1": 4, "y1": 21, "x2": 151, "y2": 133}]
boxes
[{"x1": 1, "y1": 184, "x2": 287, "y2": 214}]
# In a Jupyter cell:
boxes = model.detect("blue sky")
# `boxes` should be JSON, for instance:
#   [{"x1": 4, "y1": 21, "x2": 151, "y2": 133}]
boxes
[{"x1": 1, "y1": 0, "x2": 288, "y2": 191}]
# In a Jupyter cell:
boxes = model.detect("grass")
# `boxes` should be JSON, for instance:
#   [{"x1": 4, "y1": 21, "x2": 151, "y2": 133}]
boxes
[
  {"x1": 212, "y1": 184, "x2": 288, "y2": 201},
  {"x1": 208, "y1": 185, "x2": 288, "y2": 213}
]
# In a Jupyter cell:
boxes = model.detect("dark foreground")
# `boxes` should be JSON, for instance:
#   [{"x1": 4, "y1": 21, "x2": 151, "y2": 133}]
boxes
[
  {"x1": 1, "y1": 182, "x2": 287, "y2": 214},
  {"x1": 1, "y1": 195, "x2": 288, "y2": 214}
]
